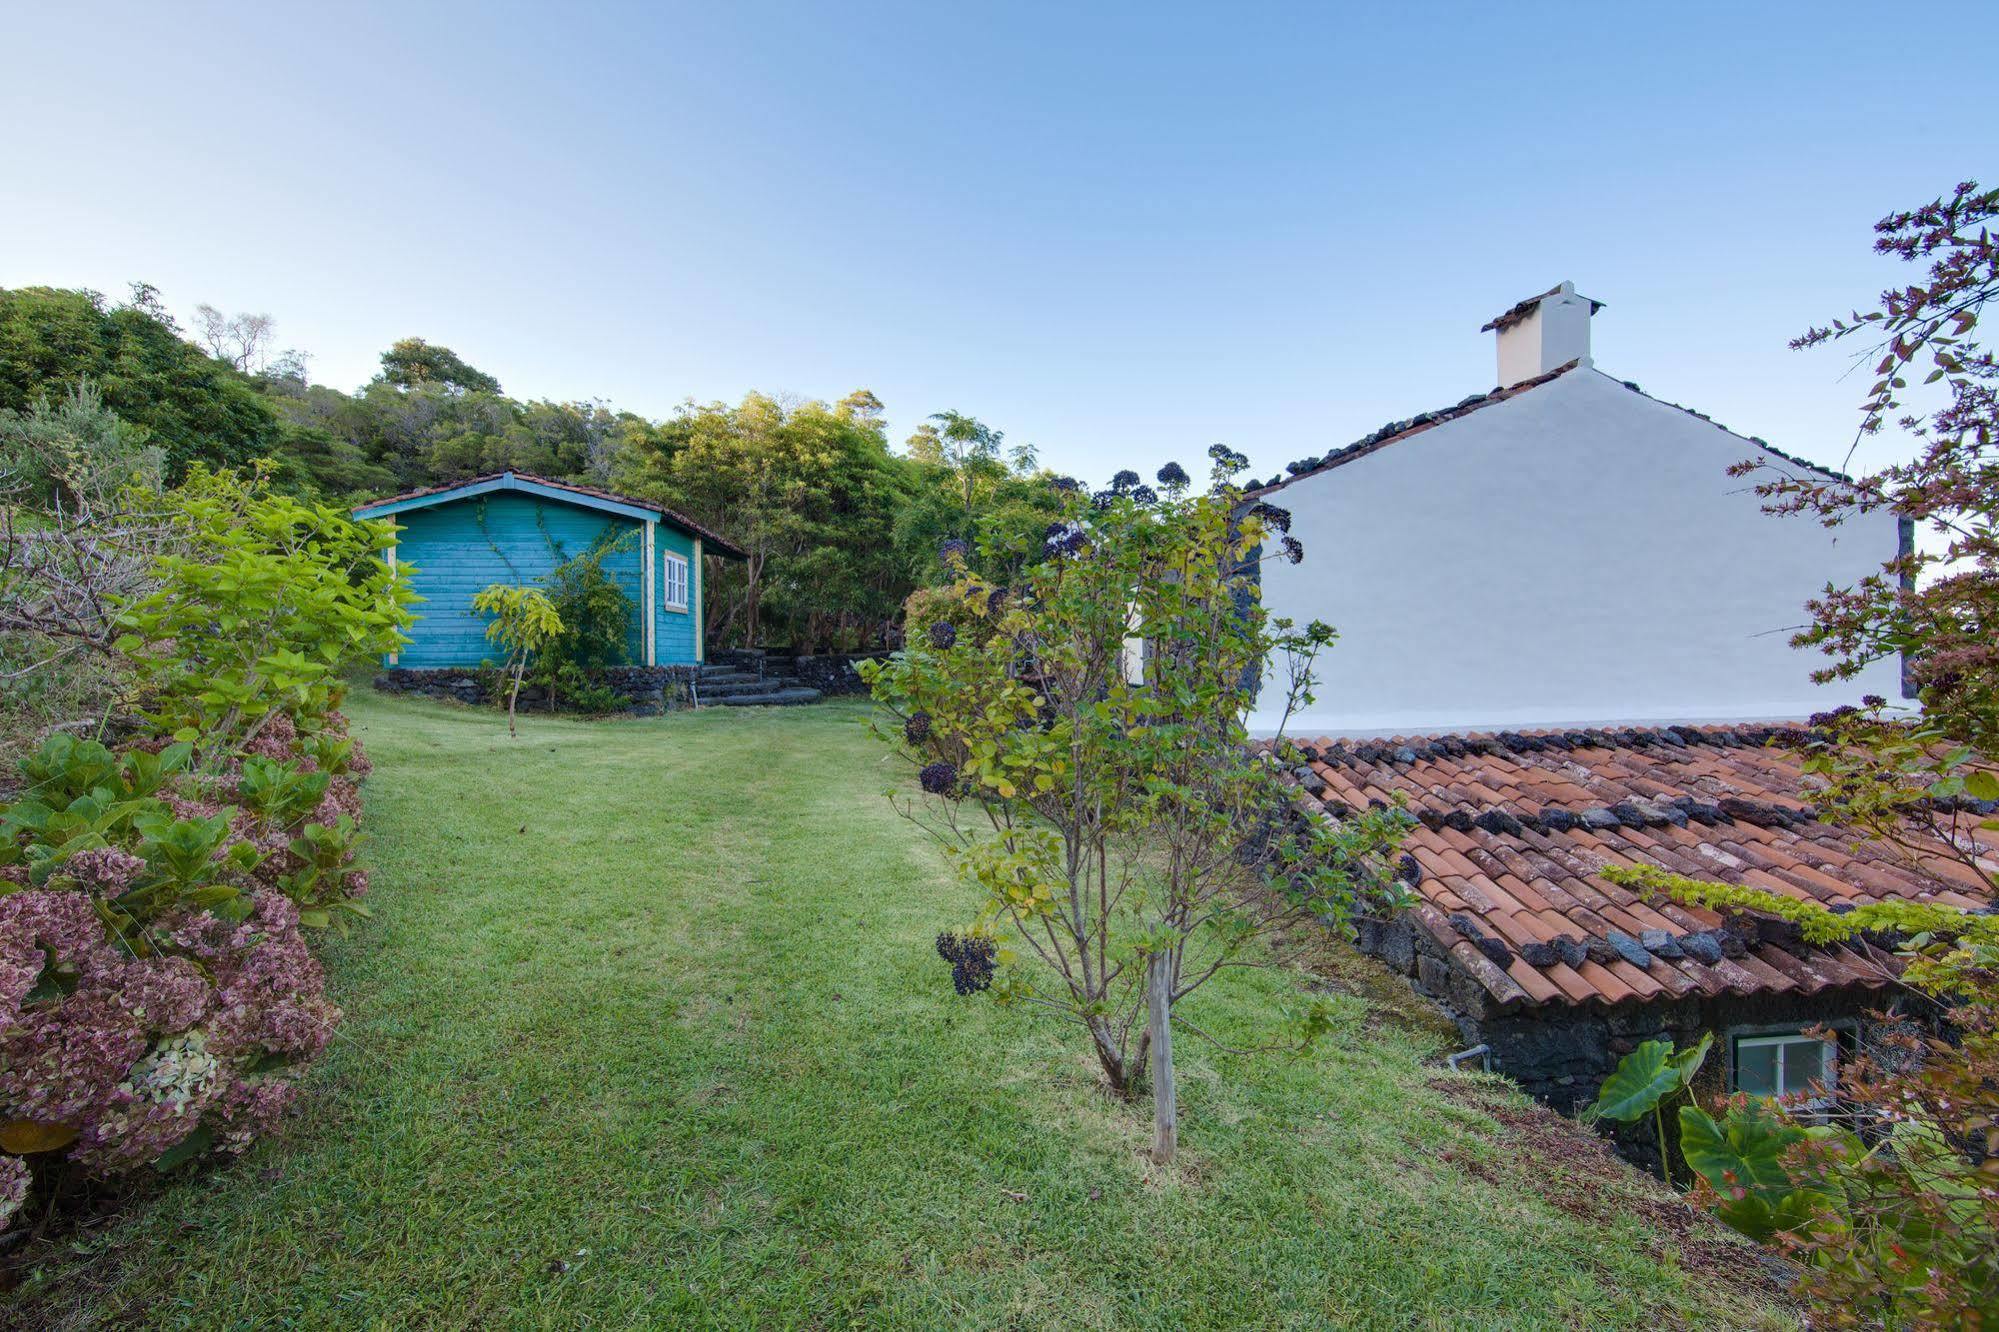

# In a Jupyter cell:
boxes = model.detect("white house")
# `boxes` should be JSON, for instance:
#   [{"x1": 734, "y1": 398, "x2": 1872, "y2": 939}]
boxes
[{"x1": 1249, "y1": 282, "x2": 1904, "y2": 737}]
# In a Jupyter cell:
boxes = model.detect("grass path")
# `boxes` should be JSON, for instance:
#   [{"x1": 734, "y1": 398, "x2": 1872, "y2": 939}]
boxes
[{"x1": 15, "y1": 694, "x2": 1787, "y2": 1329}]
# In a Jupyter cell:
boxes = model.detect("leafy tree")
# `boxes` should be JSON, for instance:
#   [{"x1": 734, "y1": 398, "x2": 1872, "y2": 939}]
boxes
[
  {"x1": 864, "y1": 451, "x2": 1408, "y2": 1163},
  {"x1": 0, "y1": 285, "x2": 282, "y2": 479},
  {"x1": 377, "y1": 337, "x2": 502, "y2": 395},
  {"x1": 112, "y1": 464, "x2": 415, "y2": 755},
  {"x1": 1614, "y1": 181, "x2": 1999, "y2": 1327},
  {"x1": 0, "y1": 378, "x2": 163, "y2": 512},
  {"x1": 469, "y1": 584, "x2": 562, "y2": 736}
]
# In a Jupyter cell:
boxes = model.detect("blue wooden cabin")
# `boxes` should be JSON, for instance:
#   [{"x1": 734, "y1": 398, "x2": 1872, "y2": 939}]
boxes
[{"x1": 352, "y1": 471, "x2": 745, "y2": 668}]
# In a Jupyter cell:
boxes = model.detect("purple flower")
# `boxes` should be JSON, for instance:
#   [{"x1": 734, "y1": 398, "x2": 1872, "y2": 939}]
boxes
[
  {"x1": 0, "y1": 1155, "x2": 28, "y2": 1234},
  {"x1": 57, "y1": 847, "x2": 147, "y2": 897},
  {"x1": 1860, "y1": 694, "x2": 1886, "y2": 708}
]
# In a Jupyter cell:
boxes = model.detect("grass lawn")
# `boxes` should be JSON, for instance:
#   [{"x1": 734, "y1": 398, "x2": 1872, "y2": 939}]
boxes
[{"x1": 12, "y1": 693, "x2": 1789, "y2": 1330}]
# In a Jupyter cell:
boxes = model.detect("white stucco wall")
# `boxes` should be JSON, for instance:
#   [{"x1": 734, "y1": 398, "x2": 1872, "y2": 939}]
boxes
[{"x1": 1250, "y1": 368, "x2": 1903, "y2": 737}]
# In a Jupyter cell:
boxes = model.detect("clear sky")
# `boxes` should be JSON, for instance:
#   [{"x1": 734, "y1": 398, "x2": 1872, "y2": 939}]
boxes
[{"x1": 3, "y1": 2, "x2": 1990, "y2": 485}]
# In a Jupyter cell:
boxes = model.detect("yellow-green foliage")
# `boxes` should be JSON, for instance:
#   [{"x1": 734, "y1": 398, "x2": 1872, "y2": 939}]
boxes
[{"x1": 1604, "y1": 862, "x2": 1999, "y2": 999}]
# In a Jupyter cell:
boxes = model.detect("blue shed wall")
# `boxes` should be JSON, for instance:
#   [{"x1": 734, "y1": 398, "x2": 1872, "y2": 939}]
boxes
[{"x1": 389, "y1": 491, "x2": 701, "y2": 668}]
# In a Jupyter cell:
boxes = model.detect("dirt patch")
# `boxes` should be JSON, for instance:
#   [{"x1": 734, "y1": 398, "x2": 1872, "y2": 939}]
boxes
[{"x1": 1432, "y1": 1076, "x2": 1799, "y2": 1315}]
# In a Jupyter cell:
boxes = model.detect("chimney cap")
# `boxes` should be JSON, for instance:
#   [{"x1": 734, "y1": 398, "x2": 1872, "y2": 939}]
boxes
[{"x1": 1480, "y1": 280, "x2": 1605, "y2": 333}]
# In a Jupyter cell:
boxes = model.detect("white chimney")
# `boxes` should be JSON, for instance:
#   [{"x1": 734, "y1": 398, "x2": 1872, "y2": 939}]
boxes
[{"x1": 1482, "y1": 281, "x2": 1601, "y2": 388}]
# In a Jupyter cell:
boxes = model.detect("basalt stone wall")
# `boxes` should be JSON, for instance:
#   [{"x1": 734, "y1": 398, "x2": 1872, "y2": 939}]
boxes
[
  {"x1": 373, "y1": 665, "x2": 699, "y2": 716},
  {"x1": 1352, "y1": 911, "x2": 1918, "y2": 1174},
  {"x1": 711, "y1": 648, "x2": 886, "y2": 696}
]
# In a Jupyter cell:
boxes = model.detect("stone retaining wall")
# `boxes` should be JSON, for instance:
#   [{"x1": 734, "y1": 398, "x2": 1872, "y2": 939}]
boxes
[{"x1": 373, "y1": 664, "x2": 699, "y2": 716}]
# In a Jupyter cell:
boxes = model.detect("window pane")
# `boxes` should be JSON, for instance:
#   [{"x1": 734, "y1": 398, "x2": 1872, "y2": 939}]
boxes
[
  {"x1": 1734, "y1": 1039, "x2": 1780, "y2": 1095},
  {"x1": 1779, "y1": 1038, "x2": 1832, "y2": 1096}
]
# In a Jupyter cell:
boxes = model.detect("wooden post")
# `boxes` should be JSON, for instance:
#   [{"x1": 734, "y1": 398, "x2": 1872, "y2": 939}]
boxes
[{"x1": 1147, "y1": 951, "x2": 1176, "y2": 1164}]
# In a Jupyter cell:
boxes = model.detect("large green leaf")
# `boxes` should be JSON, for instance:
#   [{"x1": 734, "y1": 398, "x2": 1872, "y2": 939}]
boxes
[
  {"x1": 1677, "y1": 1101, "x2": 1848, "y2": 1243},
  {"x1": 1584, "y1": 1039, "x2": 1678, "y2": 1123}
]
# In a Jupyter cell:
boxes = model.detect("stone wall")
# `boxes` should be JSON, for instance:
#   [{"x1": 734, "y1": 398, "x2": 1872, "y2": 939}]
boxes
[
  {"x1": 1352, "y1": 911, "x2": 1921, "y2": 1174},
  {"x1": 711, "y1": 648, "x2": 887, "y2": 696},
  {"x1": 373, "y1": 664, "x2": 699, "y2": 716}
]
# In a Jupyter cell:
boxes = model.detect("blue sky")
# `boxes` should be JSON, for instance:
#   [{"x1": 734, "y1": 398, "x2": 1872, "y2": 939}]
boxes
[{"x1": 3, "y1": 2, "x2": 1990, "y2": 484}]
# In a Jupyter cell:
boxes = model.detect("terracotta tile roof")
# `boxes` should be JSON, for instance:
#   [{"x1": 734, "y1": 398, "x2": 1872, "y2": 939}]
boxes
[
  {"x1": 353, "y1": 471, "x2": 748, "y2": 559},
  {"x1": 1267, "y1": 726, "x2": 1998, "y2": 1011}
]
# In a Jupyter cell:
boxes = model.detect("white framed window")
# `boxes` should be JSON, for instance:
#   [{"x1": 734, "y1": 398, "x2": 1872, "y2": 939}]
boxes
[
  {"x1": 1731, "y1": 1030, "x2": 1837, "y2": 1100},
  {"x1": 662, "y1": 551, "x2": 689, "y2": 612}
]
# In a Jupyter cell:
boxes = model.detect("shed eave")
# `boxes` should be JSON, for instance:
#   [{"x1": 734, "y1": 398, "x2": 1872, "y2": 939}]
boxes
[{"x1": 352, "y1": 471, "x2": 660, "y2": 525}]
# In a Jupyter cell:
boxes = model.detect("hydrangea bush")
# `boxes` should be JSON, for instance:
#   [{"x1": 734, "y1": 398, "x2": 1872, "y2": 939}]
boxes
[{"x1": 1, "y1": 465, "x2": 406, "y2": 1234}]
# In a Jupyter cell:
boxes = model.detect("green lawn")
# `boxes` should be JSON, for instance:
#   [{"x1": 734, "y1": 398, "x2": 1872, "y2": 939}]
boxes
[{"x1": 15, "y1": 693, "x2": 1788, "y2": 1330}]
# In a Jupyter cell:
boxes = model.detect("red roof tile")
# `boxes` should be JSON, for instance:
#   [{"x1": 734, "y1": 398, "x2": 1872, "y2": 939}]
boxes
[{"x1": 1269, "y1": 725, "x2": 1997, "y2": 1011}]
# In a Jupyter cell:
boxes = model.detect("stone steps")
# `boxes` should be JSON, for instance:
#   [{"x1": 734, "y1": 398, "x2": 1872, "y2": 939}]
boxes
[
  {"x1": 696, "y1": 679, "x2": 798, "y2": 698},
  {"x1": 716, "y1": 687, "x2": 823, "y2": 707}
]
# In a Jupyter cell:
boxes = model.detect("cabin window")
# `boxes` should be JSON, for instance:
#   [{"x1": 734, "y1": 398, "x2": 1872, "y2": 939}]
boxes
[
  {"x1": 662, "y1": 551, "x2": 689, "y2": 611},
  {"x1": 1730, "y1": 1030, "x2": 1837, "y2": 1099}
]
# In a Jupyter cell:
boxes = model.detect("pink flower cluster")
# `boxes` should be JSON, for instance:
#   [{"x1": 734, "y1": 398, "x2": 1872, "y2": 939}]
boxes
[{"x1": 0, "y1": 712, "x2": 371, "y2": 1226}]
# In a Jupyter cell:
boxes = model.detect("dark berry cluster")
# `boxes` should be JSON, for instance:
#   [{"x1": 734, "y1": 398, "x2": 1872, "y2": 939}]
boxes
[
  {"x1": 1248, "y1": 501, "x2": 1292, "y2": 533},
  {"x1": 904, "y1": 710, "x2": 931, "y2": 743},
  {"x1": 1279, "y1": 535, "x2": 1304, "y2": 564},
  {"x1": 928, "y1": 620, "x2": 958, "y2": 650},
  {"x1": 1156, "y1": 461, "x2": 1190, "y2": 489},
  {"x1": 1207, "y1": 443, "x2": 1249, "y2": 474},
  {"x1": 938, "y1": 538, "x2": 972, "y2": 568},
  {"x1": 1109, "y1": 469, "x2": 1142, "y2": 493},
  {"x1": 919, "y1": 761, "x2": 958, "y2": 796},
  {"x1": 1049, "y1": 475, "x2": 1082, "y2": 493},
  {"x1": 935, "y1": 931, "x2": 997, "y2": 995}
]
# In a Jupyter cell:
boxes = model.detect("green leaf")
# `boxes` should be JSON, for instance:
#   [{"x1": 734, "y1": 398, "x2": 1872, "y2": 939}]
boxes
[
  {"x1": 1584, "y1": 1039, "x2": 1678, "y2": 1123},
  {"x1": 152, "y1": 1124, "x2": 216, "y2": 1172},
  {"x1": 1965, "y1": 769, "x2": 1999, "y2": 803}
]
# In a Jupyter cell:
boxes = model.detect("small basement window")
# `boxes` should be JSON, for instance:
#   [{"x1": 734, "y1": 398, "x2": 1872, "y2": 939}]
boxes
[
  {"x1": 662, "y1": 551, "x2": 689, "y2": 611},
  {"x1": 1731, "y1": 1031, "x2": 1837, "y2": 1099}
]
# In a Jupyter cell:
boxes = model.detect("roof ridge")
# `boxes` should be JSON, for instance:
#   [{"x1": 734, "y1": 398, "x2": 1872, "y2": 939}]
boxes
[
  {"x1": 353, "y1": 470, "x2": 748, "y2": 559},
  {"x1": 1245, "y1": 360, "x2": 1580, "y2": 496}
]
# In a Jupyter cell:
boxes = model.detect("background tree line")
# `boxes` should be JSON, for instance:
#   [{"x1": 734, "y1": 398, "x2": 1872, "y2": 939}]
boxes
[{"x1": 0, "y1": 283, "x2": 1063, "y2": 653}]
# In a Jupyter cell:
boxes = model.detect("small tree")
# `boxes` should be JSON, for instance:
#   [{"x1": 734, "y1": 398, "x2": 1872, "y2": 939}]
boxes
[
  {"x1": 1614, "y1": 181, "x2": 1999, "y2": 1326},
  {"x1": 471, "y1": 584, "x2": 562, "y2": 736},
  {"x1": 865, "y1": 451, "x2": 1408, "y2": 1164}
]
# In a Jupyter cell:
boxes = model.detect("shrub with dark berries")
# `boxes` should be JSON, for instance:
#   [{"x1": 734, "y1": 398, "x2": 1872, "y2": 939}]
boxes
[
  {"x1": 919, "y1": 761, "x2": 958, "y2": 796},
  {"x1": 1249, "y1": 501, "x2": 1293, "y2": 533},
  {"x1": 938, "y1": 538, "x2": 972, "y2": 568},
  {"x1": 1130, "y1": 484, "x2": 1158, "y2": 506},
  {"x1": 1156, "y1": 461, "x2": 1189, "y2": 489},
  {"x1": 928, "y1": 620, "x2": 957, "y2": 650},
  {"x1": 1109, "y1": 469, "x2": 1141, "y2": 493},
  {"x1": 1280, "y1": 535, "x2": 1305, "y2": 564},
  {"x1": 935, "y1": 931, "x2": 997, "y2": 995},
  {"x1": 904, "y1": 711, "x2": 931, "y2": 743}
]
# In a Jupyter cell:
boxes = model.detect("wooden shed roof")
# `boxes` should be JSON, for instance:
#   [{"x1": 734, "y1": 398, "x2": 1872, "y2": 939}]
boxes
[{"x1": 352, "y1": 471, "x2": 747, "y2": 559}]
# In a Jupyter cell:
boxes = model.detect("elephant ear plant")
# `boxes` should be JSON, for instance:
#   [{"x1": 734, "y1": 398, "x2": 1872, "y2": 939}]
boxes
[
  {"x1": 1583, "y1": 1033, "x2": 1711, "y2": 1183},
  {"x1": 864, "y1": 450, "x2": 1411, "y2": 1165}
]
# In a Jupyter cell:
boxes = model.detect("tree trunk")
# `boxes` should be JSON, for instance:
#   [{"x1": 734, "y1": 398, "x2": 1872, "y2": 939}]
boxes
[
  {"x1": 1146, "y1": 952, "x2": 1177, "y2": 1164},
  {"x1": 1086, "y1": 1017, "x2": 1131, "y2": 1096}
]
